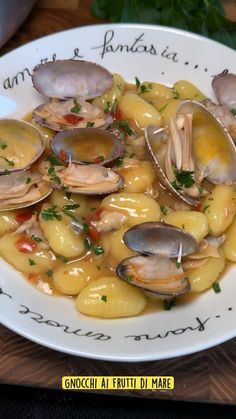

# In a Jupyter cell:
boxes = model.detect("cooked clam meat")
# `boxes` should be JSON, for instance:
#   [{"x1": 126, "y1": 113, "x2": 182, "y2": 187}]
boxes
[
  {"x1": 43, "y1": 162, "x2": 123, "y2": 195},
  {"x1": 117, "y1": 222, "x2": 199, "y2": 296},
  {"x1": 32, "y1": 60, "x2": 114, "y2": 131},
  {"x1": 33, "y1": 98, "x2": 113, "y2": 131},
  {"x1": 0, "y1": 170, "x2": 52, "y2": 210},
  {"x1": 145, "y1": 100, "x2": 236, "y2": 206}
]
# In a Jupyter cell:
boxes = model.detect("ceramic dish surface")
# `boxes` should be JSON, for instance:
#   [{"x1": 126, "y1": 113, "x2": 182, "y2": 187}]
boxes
[{"x1": 0, "y1": 24, "x2": 235, "y2": 361}]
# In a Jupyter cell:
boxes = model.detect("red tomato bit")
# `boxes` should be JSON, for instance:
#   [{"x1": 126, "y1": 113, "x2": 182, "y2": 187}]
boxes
[
  {"x1": 59, "y1": 149, "x2": 68, "y2": 161},
  {"x1": 63, "y1": 114, "x2": 84, "y2": 124},
  {"x1": 15, "y1": 212, "x2": 33, "y2": 224},
  {"x1": 15, "y1": 236, "x2": 37, "y2": 253}
]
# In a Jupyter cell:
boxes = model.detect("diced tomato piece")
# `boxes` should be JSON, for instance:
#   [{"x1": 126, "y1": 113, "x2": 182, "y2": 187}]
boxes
[
  {"x1": 93, "y1": 156, "x2": 104, "y2": 164},
  {"x1": 195, "y1": 203, "x2": 202, "y2": 212},
  {"x1": 113, "y1": 108, "x2": 122, "y2": 120},
  {"x1": 15, "y1": 212, "x2": 33, "y2": 224},
  {"x1": 28, "y1": 273, "x2": 36, "y2": 281},
  {"x1": 15, "y1": 236, "x2": 37, "y2": 253},
  {"x1": 88, "y1": 225, "x2": 100, "y2": 243},
  {"x1": 63, "y1": 114, "x2": 85, "y2": 124},
  {"x1": 59, "y1": 149, "x2": 68, "y2": 161},
  {"x1": 88, "y1": 207, "x2": 104, "y2": 222}
]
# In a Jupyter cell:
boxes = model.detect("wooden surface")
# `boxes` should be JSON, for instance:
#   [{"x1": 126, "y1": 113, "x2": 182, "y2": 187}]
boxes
[{"x1": 0, "y1": 0, "x2": 236, "y2": 404}]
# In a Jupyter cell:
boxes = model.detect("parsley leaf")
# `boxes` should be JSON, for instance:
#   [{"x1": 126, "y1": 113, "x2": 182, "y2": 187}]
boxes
[
  {"x1": 91, "y1": 0, "x2": 236, "y2": 49},
  {"x1": 46, "y1": 269, "x2": 53, "y2": 277},
  {"x1": 28, "y1": 258, "x2": 35, "y2": 266},
  {"x1": 231, "y1": 109, "x2": 236, "y2": 116},
  {"x1": 163, "y1": 297, "x2": 177, "y2": 311},
  {"x1": 70, "y1": 105, "x2": 81, "y2": 114},
  {"x1": 113, "y1": 120, "x2": 135, "y2": 136},
  {"x1": 0, "y1": 144, "x2": 7, "y2": 149},
  {"x1": 63, "y1": 204, "x2": 80, "y2": 211},
  {"x1": 86, "y1": 121, "x2": 95, "y2": 128},
  {"x1": 212, "y1": 281, "x2": 221, "y2": 293},
  {"x1": 26, "y1": 177, "x2": 31, "y2": 184},
  {"x1": 0, "y1": 156, "x2": 14, "y2": 166},
  {"x1": 41, "y1": 206, "x2": 62, "y2": 221},
  {"x1": 31, "y1": 235, "x2": 43, "y2": 243},
  {"x1": 101, "y1": 295, "x2": 107, "y2": 302},
  {"x1": 175, "y1": 170, "x2": 195, "y2": 188}
]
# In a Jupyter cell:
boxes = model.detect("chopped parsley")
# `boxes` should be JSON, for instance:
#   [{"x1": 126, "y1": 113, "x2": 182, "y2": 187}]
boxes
[
  {"x1": 46, "y1": 269, "x2": 53, "y2": 277},
  {"x1": 83, "y1": 223, "x2": 90, "y2": 233},
  {"x1": 175, "y1": 170, "x2": 195, "y2": 188},
  {"x1": 176, "y1": 261, "x2": 181, "y2": 269},
  {"x1": 160, "y1": 206, "x2": 168, "y2": 216},
  {"x1": 26, "y1": 177, "x2": 31, "y2": 184},
  {"x1": 41, "y1": 206, "x2": 62, "y2": 221},
  {"x1": 139, "y1": 83, "x2": 152, "y2": 94},
  {"x1": 65, "y1": 192, "x2": 72, "y2": 200},
  {"x1": 47, "y1": 166, "x2": 61, "y2": 185},
  {"x1": 212, "y1": 282, "x2": 221, "y2": 293},
  {"x1": 163, "y1": 297, "x2": 177, "y2": 311},
  {"x1": 115, "y1": 157, "x2": 123, "y2": 167},
  {"x1": 0, "y1": 156, "x2": 14, "y2": 166},
  {"x1": 182, "y1": 224, "x2": 185, "y2": 230},
  {"x1": 28, "y1": 258, "x2": 35, "y2": 266},
  {"x1": 31, "y1": 235, "x2": 43, "y2": 243},
  {"x1": 134, "y1": 77, "x2": 152, "y2": 94},
  {"x1": 158, "y1": 103, "x2": 169, "y2": 113},
  {"x1": 126, "y1": 275, "x2": 134, "y2": 282},
  {"x1": 104, "y1": 99, "x2": 117, "y2": 114},
  {"x1": 96, "y1": 265, "x2": 101, "y2": 270},
  {"x1": 203, "y1": 205, "x2": 210, "y2": 214},
  {"x1": 90, "y1": 207, "x2": 97, "y2": 211},
  {"x1": 230, "y1": 109, "x2": 236, "y2": 116},
  {"x1": 63, "y1": 204, "x2": 80, "y2": 211},
  {"x1": 113, "y1": 120, "x2": 135, "y2": 136},
  {"x1": 93, "y1": 245, "x2": 104, "y2": 256},
  {"x1": 101, "y1": 295, "x2": 107, "y2": 302},
  {"x1": 86, "y1": 121, "x2": 95, "y2": 128},
  {"x1": 2, "y1": 169, "x2": 10, "y2": 175},
  {"x1": 0, "y1": 144, "x2": 7, "y2": 149},
  {"x1": 198, "y1": 186, "x2": 204, "y2": 193},
  {"x1": 46, "y1": 154, "x2": 61, "y2": 166},
  {"x1": 70, "y1": 104, "x2": 81, "y2": 114},
  {"x1": 83, "y1": 237, "x2": 104, "y2": 256},
  {"x1": 135, "y1": 76, "x2": 141, "y2": 89}
]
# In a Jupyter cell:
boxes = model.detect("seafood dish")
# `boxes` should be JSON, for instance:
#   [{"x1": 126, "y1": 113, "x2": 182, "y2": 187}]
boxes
[{"x1": 0, "y1": 60, "x2": 236, "y2": 319}]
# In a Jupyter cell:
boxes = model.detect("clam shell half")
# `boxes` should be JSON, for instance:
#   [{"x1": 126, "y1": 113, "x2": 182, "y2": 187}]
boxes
[
  {"x1": 0, "y1": 119, "x2": 45, "y2": 174},
  {"x1": 32, "y1": 60, "x2": 113, "y2": 100},
  {"x1": 51, "y1": 128, "x2": 124, "y2": 165}
]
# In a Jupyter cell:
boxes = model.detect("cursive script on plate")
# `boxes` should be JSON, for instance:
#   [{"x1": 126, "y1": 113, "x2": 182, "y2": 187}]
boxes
[
  {"x1": 92, "y1": 30, "x2": 178, "y2": 62},
  {"x1": 124, "y1": 317, "x2": 210, "y2": 341}
]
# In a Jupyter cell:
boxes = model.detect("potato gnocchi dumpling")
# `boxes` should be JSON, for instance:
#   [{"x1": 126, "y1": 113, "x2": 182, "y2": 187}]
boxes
[
  {"x1": 76, "y1": 276, "x2": 146, "y2": 318},
  {"x1": 118, "y1": 93, "x2": 162, "y2": 129},
  {"x1": 101, "y1": 193, "x2": 161, "y2": 226}
]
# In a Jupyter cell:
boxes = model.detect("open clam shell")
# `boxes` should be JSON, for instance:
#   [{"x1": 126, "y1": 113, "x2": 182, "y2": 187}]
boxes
[
  {"x1": 116, "y1": 222, "x2": 196, "y2": 296},
  {"x1": 0, "y1": 170, "x2": 53, "y2": 211},
  {"x1": 0, "y1": 119, "x2": 45, "y2": 174},
  {"x1": 145, "y1": 125, "x2": 199, "y2": 206},
  {"x1": 123, "y1": 222, "x2": 198, "y2": 257},
  {"x1": 117, "y1": 255, "x2": 190, "y2": 296},
  {"x1": 32, "y1": 60, "x2": 113, "y2": 100},
  {"x1": 177, "y1": 100, "x2": 236, "y2": 185},
  {"x1": 51, "y1": 128, "x2": 124, "y2": 165}
]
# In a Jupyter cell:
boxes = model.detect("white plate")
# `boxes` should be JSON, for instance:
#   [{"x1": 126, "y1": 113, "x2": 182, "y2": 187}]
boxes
[{"x1": 0, "y1": 24, "x2": 235, "y2": 362}]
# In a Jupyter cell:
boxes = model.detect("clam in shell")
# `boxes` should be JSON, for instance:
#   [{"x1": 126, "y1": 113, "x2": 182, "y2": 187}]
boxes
[
  {"x1": 0, "y1": 170, "x2": 52, "y2": 211},
  {"x1": 51, "y1": 128, "x2": 124, "y2": 165},
  {"x1": 145, "y1": 100, "x2": 236, "y2": 206},
  {"x1": 116, "y1": 222, "x2": 198, "y2": 296},
  {"x1": 0, "y1": 119, "x2": 45, "y2": 173}
]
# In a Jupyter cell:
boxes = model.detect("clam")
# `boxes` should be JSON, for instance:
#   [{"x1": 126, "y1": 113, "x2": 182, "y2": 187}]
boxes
[
  {"x1": 0, "y1": 119, "x2": 45, "y2": 173},
  {"x1": 0, "y1": 170, "x2": 52, "y2": 211},
  {"x1": 43, "y1": 162, "x2": 124, "y2": 195},
  {"x1": 212, "y1": 70, "x2": 236, "y2": 111},
  {"x1": 32, "y1": 60, "x2": 113, "y2": 131},
  {"x1": 116, "y1": 222, "x2": 198, "y2": 296},
  {"x1": 51, "y1": 128, "x2": 124, "y2": 165},
  {"x1": 145, "y1": 100, "x2": 236, "y2": 206}
]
